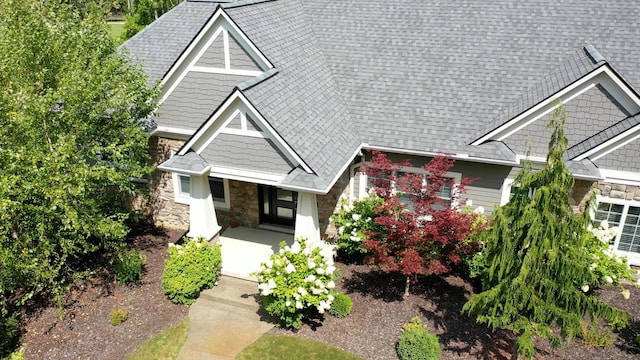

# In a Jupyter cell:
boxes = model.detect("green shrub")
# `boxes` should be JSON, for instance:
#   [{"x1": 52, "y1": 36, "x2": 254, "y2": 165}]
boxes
[
  {"x1": 328, "y1": 291, "x2": 352, "y2": 318},
  {"x1": 331, "y1": 196, "x2": 385, "y2": 256},
  {"x1": 580, "y1": 320, "x2": 614, "y2": 348},
  {"x1": 109, "y1": 308, "x2": 129, "y2": 326},
  {"x1": 162, "y1": 237, "x2": 222, "y2": 305},
  {"x1": 397, "y1": 317, "x2": 441, "y2": 360},
  {"x1": 114, "y1": 250, "x2": 146, "y2": 284},
  {"x1": 4, "y1": 347, "x2": 25, "y2": 360},
  {"x1": 0, "y1": 313, "x2": 20, "y2": 357},
  {"x1": 253, "y1": 237, "x2": 338, "y2": 329}
]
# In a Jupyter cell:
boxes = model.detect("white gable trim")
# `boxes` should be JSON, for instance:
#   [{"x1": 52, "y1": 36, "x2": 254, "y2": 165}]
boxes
[
  {"x1": 574, "y1": 124, "x2": 640, "y2": 161},
  {"x1": 472, "y1": 65, "x2": 640, "y2": 146},
  {"x1": 159, "y1": 7, "x2": 273, "y2": 102},
  {"x1": 179, "y1": 90, "x2": 313, "y2": 174}
]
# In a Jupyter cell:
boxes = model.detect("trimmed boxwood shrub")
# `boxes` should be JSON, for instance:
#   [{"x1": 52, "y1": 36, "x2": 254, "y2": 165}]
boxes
[
  {"x1": 397, "y1": 317, "x2": 441, "y2": 360},
  {"x1": 162, "y1": 237, "x2": 222, "y2": 305},
  {"x1": 328, "y1": 291, "x2": 352, "y2": 318}
]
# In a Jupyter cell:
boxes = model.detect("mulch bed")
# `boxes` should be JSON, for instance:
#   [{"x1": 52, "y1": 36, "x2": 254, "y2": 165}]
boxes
[
  {"x1": 20, "y1": 228, "x2": 189, "y2": 360},
  {"x1": 18, "y1": 229, "x2": 640, "y2": 359}
]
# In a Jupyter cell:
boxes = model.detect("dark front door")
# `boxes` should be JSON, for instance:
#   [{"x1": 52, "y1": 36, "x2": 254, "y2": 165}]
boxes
[{"x1": 258, "y1": 185, "x2": 297, "y2": 227}]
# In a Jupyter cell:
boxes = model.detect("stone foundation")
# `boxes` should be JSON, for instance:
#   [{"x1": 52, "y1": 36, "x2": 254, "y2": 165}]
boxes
[
  {"x1": 318, "y1": 168, "x2": 351, "y2": 240},
  {"x1": 217, "y1": 180, "x2": 260, "y2": 229},
  {"x1": 148, "y1": 136, "x2": 189, "y2": 230}
]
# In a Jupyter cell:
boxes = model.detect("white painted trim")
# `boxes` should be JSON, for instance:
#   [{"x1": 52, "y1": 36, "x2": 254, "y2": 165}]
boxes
[
  {"x1": 500, "y1": 178, "x2": 515, "y2": 206},
  {"x1": 594, "y1": 196, "x2": 640, "y2": 266},
  {"x1": 223, "y1": 28, "x2": 230, "y2": 70},
  {"x1": 210, "y1": 177, "x2": 231, "y2": 211},
  {"x1": 497, "y1": 83, "x2": 597, "y2": 141},
  {"x1": 173, "y1": 173, "x2": 191, "y2": 205},
  {"x1": 515, "y1": 154, "x2": 547, "y2": 164},
  {"x1": 190, "y1": 66, "x2": 263, "y2": 77},
  {"x1": 160, "y1": 164, "x2": 211, "y2": 176},
  {"x1": 219, "y1": 128, "x2": 266, "y2": 138},
  {"x1": 575, "y1": 124, "x2": 640, "y2": 161},
  {"x1": 180, "y1": 90, "x2": 313, "y2": 175},
  {"x1": 472, "y1": 65, "x2": 640, "y2": 146},
  {"x1": 151, "y1": 126, "x2": 196, "y2": 137},
  {"x1": 158, "y1": 7, "x2": 273, "y2": 103},
  {"x1": 600, "y1": 169, "x2": 640, "y2": 187},
  {"x1": 209, "y1": 165, "x2": 284, "y2": 184}
]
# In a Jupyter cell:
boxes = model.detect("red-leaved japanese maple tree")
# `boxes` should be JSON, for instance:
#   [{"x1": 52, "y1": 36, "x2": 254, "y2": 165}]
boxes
[{"x1": 363, "y1": 151, "x2": 483, "y2": 296}]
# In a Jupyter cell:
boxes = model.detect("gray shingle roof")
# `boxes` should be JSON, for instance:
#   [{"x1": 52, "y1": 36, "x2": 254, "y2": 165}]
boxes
[
  {"x1": 126, "y1": 0, "x2": 640, "y2": 191},
  {"x1": 121, "y1": 2, "x2": 219, "y2": 85},
  {"x1": 159, "y1": 151, "x2": 209, "y2": 174}
]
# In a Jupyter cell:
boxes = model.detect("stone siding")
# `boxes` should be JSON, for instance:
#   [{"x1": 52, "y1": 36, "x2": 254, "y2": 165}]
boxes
[
  {"x1": 570, "y1": 179, "x2": 596, "y2": 212},
  {"x1": 217, "y1": 180, "x2": 260, "y2": 229},
  {"x1": 148, "y1": 136, "x2": 189, "y2": 230},
  {"x1": 318, "y1": 168, "x2": 351, "y2": 240},
  {"x1": 597, "y1": 182, "x2": 640, "y2": 201}
]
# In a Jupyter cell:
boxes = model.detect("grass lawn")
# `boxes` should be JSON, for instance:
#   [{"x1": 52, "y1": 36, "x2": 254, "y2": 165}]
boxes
[
  {"x1": 107, "y1": 21, "x2": 125, "y2": 43},
  {"x1": 127, "y1": 320, "x2": 189, "y2": 360},
  {"x1": 236, "y1": 334, "x2": 362, "y2": 360}
]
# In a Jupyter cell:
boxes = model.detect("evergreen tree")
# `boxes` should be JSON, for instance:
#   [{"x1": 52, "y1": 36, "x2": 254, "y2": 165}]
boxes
[{"x1": 462, "y1": 105, "x2": 629, "y2": 358}]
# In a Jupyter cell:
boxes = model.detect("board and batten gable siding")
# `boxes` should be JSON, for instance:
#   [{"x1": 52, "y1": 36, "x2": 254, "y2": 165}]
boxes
[{"x1": 352, "y1": 152, "x2": 511, "y2": 215}]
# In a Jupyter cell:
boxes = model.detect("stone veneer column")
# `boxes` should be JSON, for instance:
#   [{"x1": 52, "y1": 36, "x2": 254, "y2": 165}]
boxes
[
  {"x1": 186, "y1": 173, "x2": 221, "y2": 240},
  {"x1": 294, "y1": 192, "x2": 321, "y2": 245}
]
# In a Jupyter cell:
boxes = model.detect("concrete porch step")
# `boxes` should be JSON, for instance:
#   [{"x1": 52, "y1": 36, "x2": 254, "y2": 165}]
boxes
[{"x1": 198, "y1": 276, "x2": 261, "y2": 312}]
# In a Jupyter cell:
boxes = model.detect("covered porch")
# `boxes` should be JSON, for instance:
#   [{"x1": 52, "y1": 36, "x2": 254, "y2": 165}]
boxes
[{"x1": 218, "y1": 226, "x2": 294, "y2": 280}]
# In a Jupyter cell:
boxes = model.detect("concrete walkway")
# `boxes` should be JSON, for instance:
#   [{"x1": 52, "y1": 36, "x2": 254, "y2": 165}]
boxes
[{"x1": 177, "y1": 276, "x2": 274, "y2": 360}]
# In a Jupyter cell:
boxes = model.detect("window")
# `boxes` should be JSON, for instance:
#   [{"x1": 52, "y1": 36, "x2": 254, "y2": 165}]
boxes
[
  {"x1": 364, "y1": 167, "x2": 459, "y2": 210},
  {"x1": 594, "y1": 197, "x2": 640, "y2": 265},
  {"x1": 173, "y1": 174, "x2": 230, "y2": 210}
]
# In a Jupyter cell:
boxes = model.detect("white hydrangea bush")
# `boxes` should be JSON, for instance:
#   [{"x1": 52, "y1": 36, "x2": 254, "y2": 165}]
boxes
[
  {"x1": 254, "y1": 237, "x2": 338, "y2": 329},
  {"x1": 581, "y1": 220, "x2": 634, "y2": 299}
]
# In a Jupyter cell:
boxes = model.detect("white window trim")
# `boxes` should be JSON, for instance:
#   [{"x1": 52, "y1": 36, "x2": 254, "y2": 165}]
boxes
[
  {"x1": 500, "y1": 178, "x2": 515, "y2": 206},
  {"x1": 594, "y1": 195, "x2": 640, "y2": 266},
  {"x1": 170, "y1": 151, "x2": 231, "y2": 210},
  {"x1": 209, "y1": 177, "x2": 231, "y2": 211},
  {"x1": 357, "y1": 163, "x2": 462, "y2": 208}
]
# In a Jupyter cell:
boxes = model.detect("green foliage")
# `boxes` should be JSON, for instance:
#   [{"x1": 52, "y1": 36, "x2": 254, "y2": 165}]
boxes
[
  {"x1": 0, "y1": 313, "x2": 20, "y2": 357},
  {"x1": 236, "y1": 334, "x2": 363, "y2": 360},
  {"x1": 253, "y1": 238, "x2": 338, "y2": 329},
  {"x1": 331, "y1": 196, "x2": 384, "y2": 256},
  {"x1": 114, "y1": 249, "x2": 147, "y2": 284},
  {"x1": 579, "y1": 320, "x2": 614, "y2": 348},
  {"x1": 463, "y1": 105, "x2": 629, "y2": 358},
  {"x1": 109, "y1": 308, "x2": 129, "y2": 326},
  {"x1": 397, "y1": 317, "x2": 441, "y2": 360},
  {"x1": 127, "y1": 320, "x2": 189, "y2": 360},
  {"x1": 162, "y1": 237, "x2": 222, "y2": 305},
  {"x1": 328, "y1": 291, "x2": 352, "y2": 318},
  {"x1": 0, "y1": 0, "x2": 156, "y2": 353},
  {"x1": 583, "y1": 220, "x2": 634, "y2": 292},
  {"x1": 3, "y1": 347, "x2": 25, "y2": 360},
  {"x1": 122, "y1": 0, "x2": 181, "y2": 40}
]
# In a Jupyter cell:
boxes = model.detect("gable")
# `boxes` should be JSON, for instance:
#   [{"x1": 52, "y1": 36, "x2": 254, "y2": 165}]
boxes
[
  {"x1": 178, "y1": 90, "x2": 313, "y2": 183},
  {"x1": 503, "y1": 84, "x2": 631, "y2": 157},
  {"x1": 159, "y1": 6, "x2": 272, "y2": 103},
  {"x1": 595, "y1": 136, "x2": 640, "y2": 173}
]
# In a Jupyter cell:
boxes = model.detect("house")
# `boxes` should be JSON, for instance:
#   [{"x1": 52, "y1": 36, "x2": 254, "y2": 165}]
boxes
[{"x1": 123, "y1": 0, "x2": 640, "y2": 270}]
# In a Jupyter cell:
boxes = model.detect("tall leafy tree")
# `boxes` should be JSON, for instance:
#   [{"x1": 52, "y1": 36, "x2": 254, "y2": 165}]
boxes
[
  {"x1": 462, "y1": 105, "x2": 629, "y2": 358},
  {"x1": 363, "y1": 151, "x2": 483, "y2": 296},
  {"x1": 0, "y1": 0, "x2": 156, "y2": 350}
]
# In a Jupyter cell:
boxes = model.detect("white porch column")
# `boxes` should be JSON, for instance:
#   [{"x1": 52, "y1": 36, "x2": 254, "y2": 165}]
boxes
[
  {"x1": 186, "y1": 173, "x2": 221, "y2": 240},
  {"x1": 294, "y1": 192, "x2": 321, "y2": 245}
]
